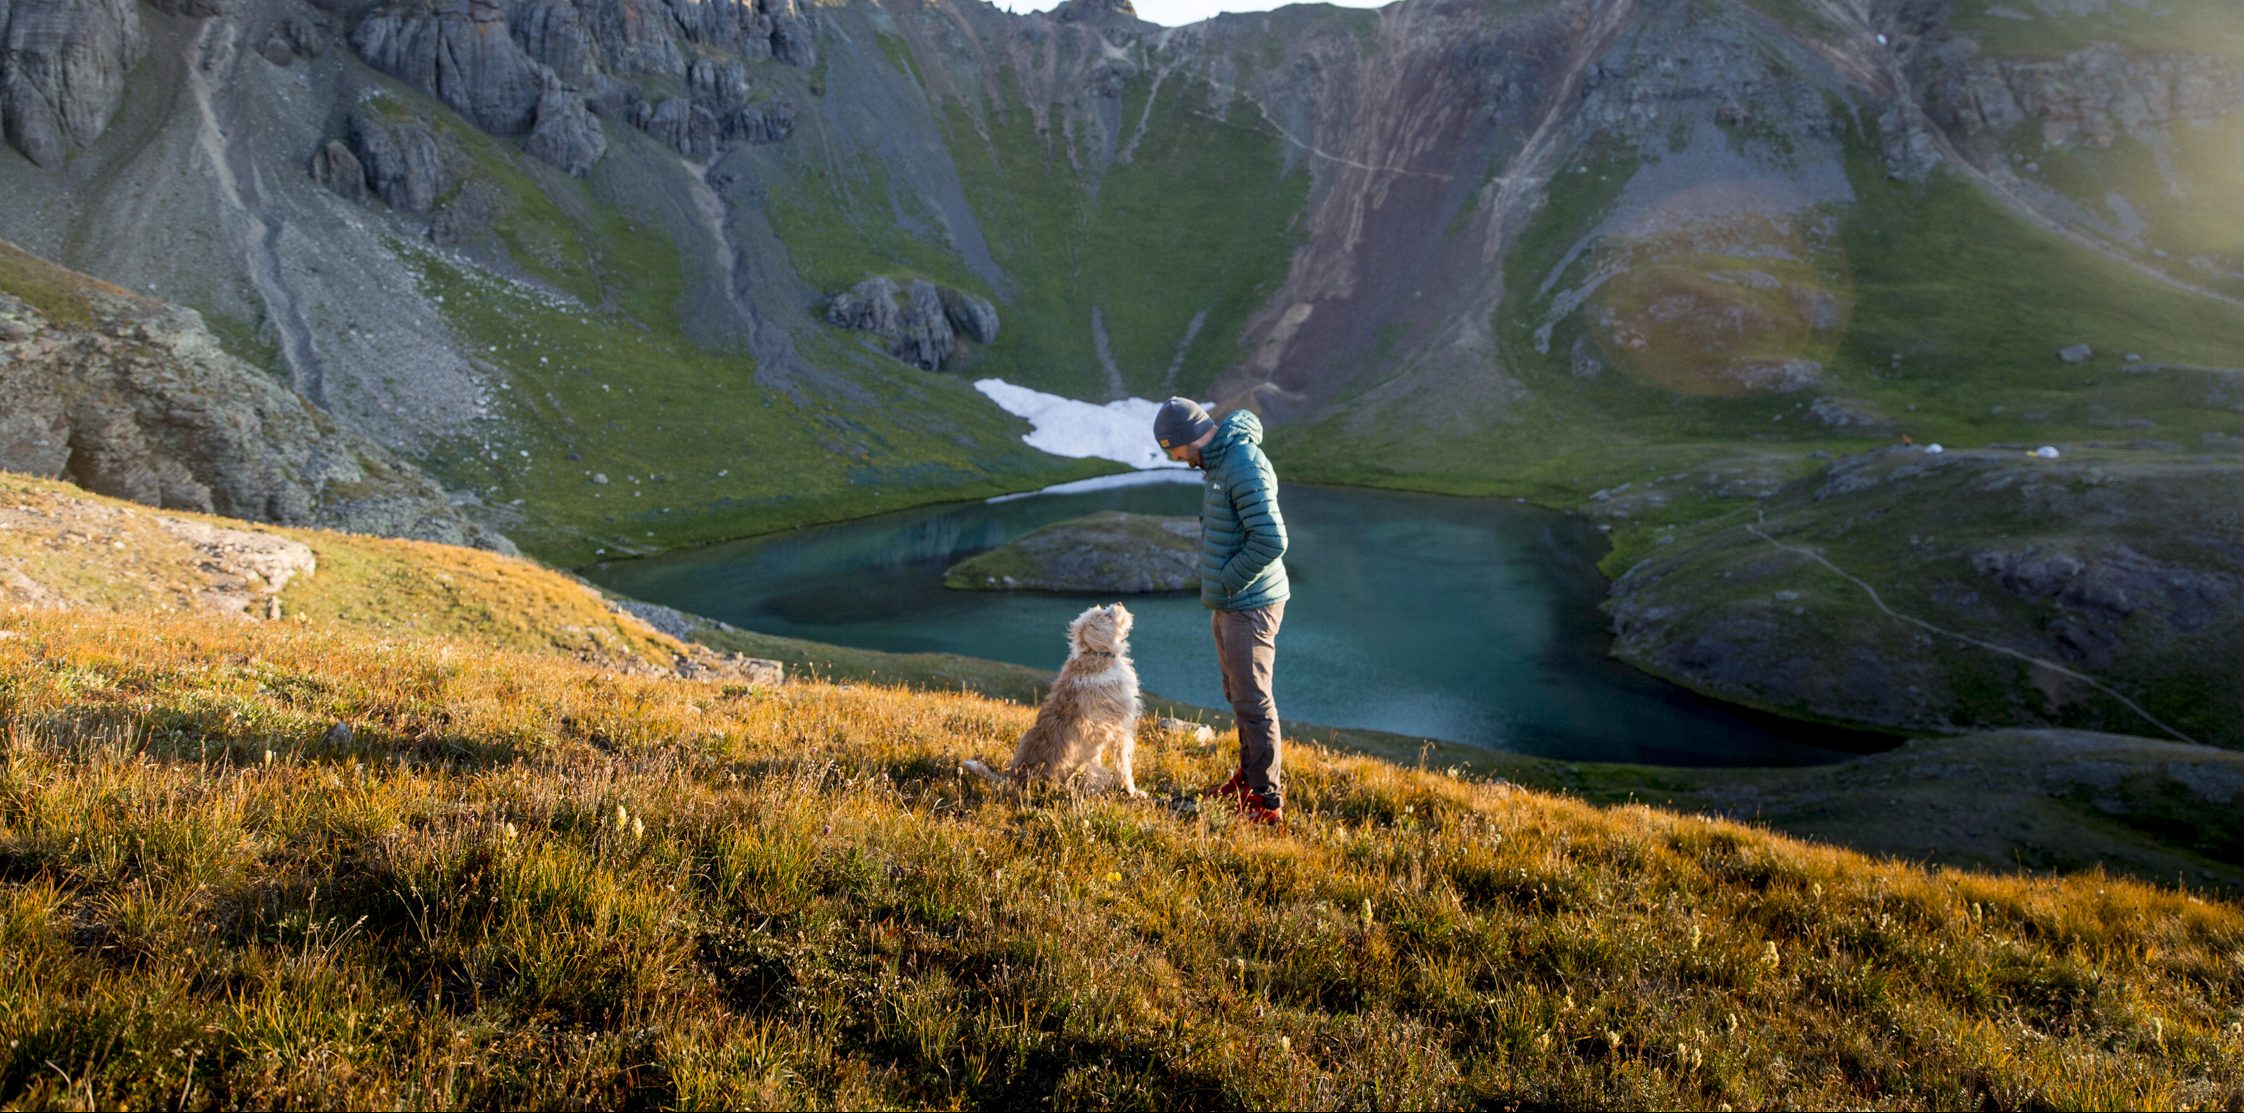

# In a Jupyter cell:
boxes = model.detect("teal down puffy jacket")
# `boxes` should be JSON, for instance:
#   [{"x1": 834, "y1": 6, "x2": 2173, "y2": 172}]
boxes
[{"x1": 1197, "y1": 410, "x2": 1289, "y2": 612}]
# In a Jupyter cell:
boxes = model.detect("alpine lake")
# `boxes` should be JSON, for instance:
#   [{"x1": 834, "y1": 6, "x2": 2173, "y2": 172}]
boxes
[{"x1": 588, "y1": 478, "x2": 1889, "y2": 766}]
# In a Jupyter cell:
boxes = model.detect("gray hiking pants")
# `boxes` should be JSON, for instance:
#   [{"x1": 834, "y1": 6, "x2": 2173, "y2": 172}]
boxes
[{"x1": 1212, "y1": 601, "x2": 1284, "y2": 808}]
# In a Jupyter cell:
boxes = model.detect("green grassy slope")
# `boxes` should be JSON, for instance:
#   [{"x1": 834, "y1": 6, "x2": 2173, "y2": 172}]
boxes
[
  {"x1": 330, "y1": 84, "x2": 1107, "y2": 566},
  {"x1": 911, "y1": 73, "x2": 1307, "y2": 402},
  {"x1": 1278, "y1": 124, "x2": 2244, "y2": 520}
]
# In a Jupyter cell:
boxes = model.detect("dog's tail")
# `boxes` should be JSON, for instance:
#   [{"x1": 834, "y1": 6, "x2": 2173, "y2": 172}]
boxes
[{"x1": 960, "y1": 758, "x2": 1008, "y2": 786}]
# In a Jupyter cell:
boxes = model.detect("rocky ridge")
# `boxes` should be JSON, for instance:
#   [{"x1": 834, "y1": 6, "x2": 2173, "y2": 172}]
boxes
[
  {"x1": 0, "y1": 243, "x2": 507, "y2": 550},
  {"x1": 827, "y1": 276, "x2": 999, "y2": 372}
]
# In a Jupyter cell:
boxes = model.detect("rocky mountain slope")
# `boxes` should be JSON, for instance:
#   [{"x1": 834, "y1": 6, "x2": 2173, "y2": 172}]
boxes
[
  {"x1": 1, "y1": 0, "x2": 2239, "y2": 738},
  {"x1": 0, "y1": 240, "x2": 503, "y2": 547}
]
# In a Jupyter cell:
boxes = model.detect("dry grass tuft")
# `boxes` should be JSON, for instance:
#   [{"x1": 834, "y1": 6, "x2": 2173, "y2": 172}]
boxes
[{"x1": 2, "y1": 605, "x2": 2239, "y2": 1109}]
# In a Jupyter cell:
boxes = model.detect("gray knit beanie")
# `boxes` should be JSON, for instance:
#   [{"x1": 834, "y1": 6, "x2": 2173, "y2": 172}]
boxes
[{"x1": 1153, "y1": 397, "x2": 1215, "y2": 451}]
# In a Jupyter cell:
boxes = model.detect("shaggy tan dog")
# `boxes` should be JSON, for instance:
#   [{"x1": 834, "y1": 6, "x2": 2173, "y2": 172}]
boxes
[{"x1": 964, "y1": 603, "x2": 1141, "y2": 796}]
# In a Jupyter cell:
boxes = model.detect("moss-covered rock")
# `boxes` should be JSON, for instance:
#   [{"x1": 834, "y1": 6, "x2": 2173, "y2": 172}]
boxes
[{"x1": 945, "y1": 511, "x2": 1198, "y2": 593}]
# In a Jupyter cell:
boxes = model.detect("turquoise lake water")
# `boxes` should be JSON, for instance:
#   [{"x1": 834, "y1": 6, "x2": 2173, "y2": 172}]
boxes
[{"x1": 588, "y1": 481, "x2": 1881, "y2": 766}]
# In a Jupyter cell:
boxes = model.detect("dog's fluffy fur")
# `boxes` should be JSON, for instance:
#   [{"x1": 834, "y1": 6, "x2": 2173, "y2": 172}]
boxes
[{"x1": 964, "y1": 603, "x2": 1141, "y2": 796}]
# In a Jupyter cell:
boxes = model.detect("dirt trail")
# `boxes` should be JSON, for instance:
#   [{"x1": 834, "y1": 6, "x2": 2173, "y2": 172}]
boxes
[{"x1": 1746, "y1": 516, "x2": 2204, "y2": 747}]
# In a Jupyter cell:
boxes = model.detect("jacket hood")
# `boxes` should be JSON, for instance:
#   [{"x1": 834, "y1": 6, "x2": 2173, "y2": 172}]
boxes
[{"x1": 1209, "y1": 409, "x2": 1263, "y2": 451}]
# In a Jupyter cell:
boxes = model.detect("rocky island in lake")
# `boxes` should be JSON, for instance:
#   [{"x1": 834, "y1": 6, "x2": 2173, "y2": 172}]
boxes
[{"x1": 945, "y1": 512, "x2": 1199, "y2": 593}]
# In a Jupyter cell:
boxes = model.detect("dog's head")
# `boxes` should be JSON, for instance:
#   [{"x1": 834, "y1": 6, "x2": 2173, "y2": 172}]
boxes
[{"x1": 1068, "y1": 602, "x2": 1133, "y2": 656}]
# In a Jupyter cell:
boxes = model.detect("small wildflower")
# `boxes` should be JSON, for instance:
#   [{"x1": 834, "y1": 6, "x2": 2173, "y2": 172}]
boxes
[
  {"x1": 503, "y1": 822, "x2": 518, "y2": 840},
  {"x1": 1605, "y1": 1030, "x2": 1622, "y2": 1052},
  {"x1": 615, "y1": 804, "x2": 629, "y2": 831},
  {"x1": 1760, "y1": 941, "x2": 1781, "y2": 968},
  {"x1": 1104, "y1": 870, "x2": 1122, "y2": 883},
  {"x1": 263, "y1": 749, "x2": 274, "y2": 766},
  {"x1": 1811, "y1": 882, "x2": 1824, "y2": 900},
  {"x1": 1278, "y1": 1035, "x2": 1291, "y2": 1054},
  {"x1": 1361, "y1": 897, "x2": 1375, "y2": 926},
  {"x1": 1690, "y1": 921, "x2": 1701, "y2": 951},
  {"x1": 631, "y1": 816, "x2": 645, "y2": 839}
]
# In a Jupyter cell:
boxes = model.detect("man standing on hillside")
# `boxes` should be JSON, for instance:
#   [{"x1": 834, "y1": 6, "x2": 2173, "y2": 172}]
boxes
[{"x1": 1155, "y1": 398, "x2": 1289, "y2": 826}]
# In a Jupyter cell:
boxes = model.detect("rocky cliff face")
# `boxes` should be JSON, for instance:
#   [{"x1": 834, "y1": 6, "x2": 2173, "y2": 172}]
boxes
[
  {"x1": 0, "y1": 243, "x2": 507, "y2": 550},
  {"x1": 0, "y1": 0, "x2": 147, "y2": 169},
  {"x1": 0, "y1": 0, "x2": 2239, "y2": 735}
]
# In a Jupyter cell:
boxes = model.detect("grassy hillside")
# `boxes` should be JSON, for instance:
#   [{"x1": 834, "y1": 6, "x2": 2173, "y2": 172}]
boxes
[
  {"x1": 6, "y1": 611, "x2": 2243, "y2": 1108},
  {"x1": 3, "y1": 478, "x2": 2243, "y2": 1108},
  {"x1": 342, "y1": 83, "x2": 1111, "y2": 568}
]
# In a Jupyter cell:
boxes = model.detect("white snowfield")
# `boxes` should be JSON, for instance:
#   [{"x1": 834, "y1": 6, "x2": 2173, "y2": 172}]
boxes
[
  {"x1": 974, "y1": 379, "x2": 1209, "y2": 472},
  {"x1": 986, "y1": 470, "x2": 1200, "y2": 503}
]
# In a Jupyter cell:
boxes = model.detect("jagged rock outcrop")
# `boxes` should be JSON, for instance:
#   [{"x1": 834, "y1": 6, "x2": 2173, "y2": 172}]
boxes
[
  {"x1": 0, "y1": 247, "x2": 508, "y2": 552},
  {"x1": 256, "y1": 13, "x2": 327, "y2": 66},
  {"x1": 309, "y1": 139, "x2": 368, "y2": 203},
  {"x1": 0, "y1": 0, "x2": 145, "y2": 169},
  {"x1": 728, "y1": 99, "x2": 792, "y2": 144},
  {"x1": 940, "y1": 287, "x2": 999, "y2": 345},
  {"x1": 1921, "y1": 40, "x2": 2244, "y2": 149},
  {"x1": 523, "y1": 81, "x2": 606, "y2": 175},
  {"x1": 1052, "y1": 0, "x2": 1140, "y2": 25},
  {"x1": 347, "y1": 104, "x2": 457, "y2": 214},
  {"x1": 351, "y1": 0, "x2": 547, "y2": 135},
  {"x1": 144, "y1": 0, "x2": 229, "y2": 17},
  {"x1": 631, "y1": 96, "x2": 718, "y2": 159},
  {"x1": 760, "y1": 0, "x2": 816, "y2": 68},
  {"x1": 827, "y1": 276, "x2": 998, "y2": 371}
]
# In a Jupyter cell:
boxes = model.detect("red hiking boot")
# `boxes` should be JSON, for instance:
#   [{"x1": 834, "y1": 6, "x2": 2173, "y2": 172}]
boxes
[
  {"x1": 1205, "y1": 769, "x2": 1249, "y2": 800},
  {"x1": 1238, "y1": 789, "x2": 1284, "y2": 828}
]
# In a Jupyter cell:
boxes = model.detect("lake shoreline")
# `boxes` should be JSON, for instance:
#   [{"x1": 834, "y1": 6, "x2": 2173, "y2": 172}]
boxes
[{"x1": 586, "y1": 482, "x2": 1885, "y2": 767}]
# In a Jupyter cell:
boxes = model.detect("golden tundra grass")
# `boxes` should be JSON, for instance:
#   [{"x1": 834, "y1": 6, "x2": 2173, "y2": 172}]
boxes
[{"x1": 1, "y1": 607, "x2": 2240, "y2": 1110}]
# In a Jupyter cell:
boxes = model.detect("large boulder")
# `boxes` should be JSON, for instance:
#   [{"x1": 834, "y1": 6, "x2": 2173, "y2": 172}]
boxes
[
  {"x1": 827, "y1": 275, "x2": 901, "y2": 336},
  {"x1": 523, "y1": 82, "x2": 605, "y2": 175},
  {"x1": 940, "y1": 287, "x2": 1000, "y2": 345},
  {"x1": 0, "y1": 0, "x2": 145, "y2": 169},
  {"x1": 891, "y1": 279, "x2": 955, "y2": 372},
  {"x1": 347, "y1": 104, "x2": 457, "y2": 214},
  {"x1": 826, "y1": 276, "x2": 998, "y2": 371},
  {"x1": 309, "y1": 139, "x2": 369, "y2": 202}
]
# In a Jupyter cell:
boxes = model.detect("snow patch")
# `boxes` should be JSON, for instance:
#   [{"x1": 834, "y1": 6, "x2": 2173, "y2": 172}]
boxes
[
  {"x1": 975, "y1": 379, "x2": 1206, "y2": 471},
  {"x1": 987, "y1": 470, "x2": 1202, "y2": 504}
]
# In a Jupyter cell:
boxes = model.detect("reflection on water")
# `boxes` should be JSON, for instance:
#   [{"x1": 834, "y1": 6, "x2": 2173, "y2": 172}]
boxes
[{"x1": 588, "y1": 483, "x2": 1880, "y2": 767}]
